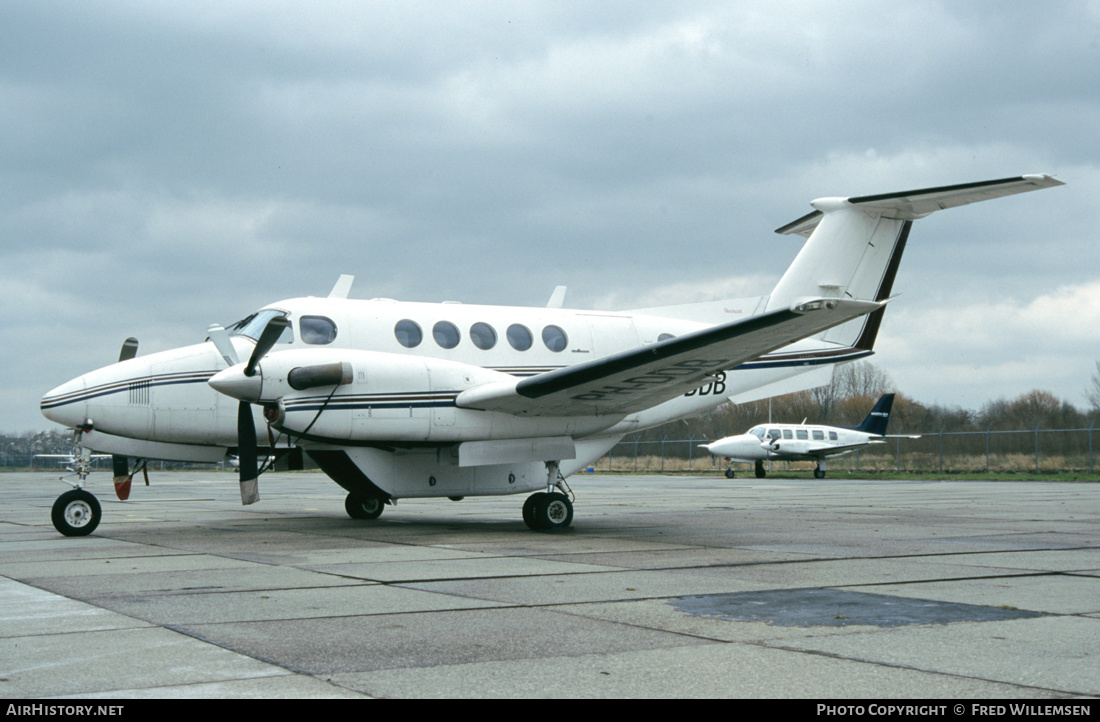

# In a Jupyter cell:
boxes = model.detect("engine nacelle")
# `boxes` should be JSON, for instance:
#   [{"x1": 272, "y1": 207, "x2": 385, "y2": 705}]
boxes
[{"x1": 210, "y1": 348, "x2": 516, "y2": 443}]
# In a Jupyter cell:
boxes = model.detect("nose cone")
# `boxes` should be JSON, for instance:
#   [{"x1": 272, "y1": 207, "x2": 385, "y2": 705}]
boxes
[
  {"x1": 41, "y1": 375, "x2": 88, "y2": 428},
  {"x1": 209, "y1": 365, "x2": 263, "y2": 402},
  {"x1": 704, "y1": 434, "x2": 765, "y2": 460}
]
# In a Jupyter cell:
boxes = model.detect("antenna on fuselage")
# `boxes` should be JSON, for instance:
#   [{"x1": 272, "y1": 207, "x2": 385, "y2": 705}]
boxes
[
  {"x1": 328, "y1": 275, "x2": 355, "y2": 299},
  {"x1": 546, "y1": 286, "x2": 567, "y2": 309}
]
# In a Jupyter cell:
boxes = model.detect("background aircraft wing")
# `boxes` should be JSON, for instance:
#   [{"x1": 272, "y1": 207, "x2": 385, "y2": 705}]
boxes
[{"x1": 457, "y1": 298, "x2": 882, "y2": 417}]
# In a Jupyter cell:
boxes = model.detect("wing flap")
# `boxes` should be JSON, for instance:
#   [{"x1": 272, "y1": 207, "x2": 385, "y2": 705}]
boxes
[{"x1": 456, "y1": 298, "x2": 882, "y2": 417}]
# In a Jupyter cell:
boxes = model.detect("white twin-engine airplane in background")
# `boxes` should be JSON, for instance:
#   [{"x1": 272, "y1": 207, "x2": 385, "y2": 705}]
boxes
[
  {"x1": 701, "y1": 393, "x2": 920, "y2": 479},
  {"x1": 40, "y1": 174, "x2": 1063, "y2": 536}
]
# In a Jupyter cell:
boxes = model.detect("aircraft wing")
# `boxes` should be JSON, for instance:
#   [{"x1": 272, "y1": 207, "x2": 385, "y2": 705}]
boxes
[
  {"x1": 457, "y1": 298, "x2": 882, "y2": 417},
  {"x1": 803, "y1": 439, "x2": 886, "y2": 458}
]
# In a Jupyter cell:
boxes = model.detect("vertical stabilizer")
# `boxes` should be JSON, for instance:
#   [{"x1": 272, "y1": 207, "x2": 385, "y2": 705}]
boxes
[{"x1": 851, "y1": 393, "x2": 895, "y2": 436}]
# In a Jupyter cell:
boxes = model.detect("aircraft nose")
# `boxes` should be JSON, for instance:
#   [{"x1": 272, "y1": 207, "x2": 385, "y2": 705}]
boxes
[{"x1": 40, "y1": 375, "x2": 88, "y2": 428}]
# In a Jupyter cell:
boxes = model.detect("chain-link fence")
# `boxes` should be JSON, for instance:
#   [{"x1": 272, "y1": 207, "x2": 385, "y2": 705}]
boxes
[
  {"x1": 4, "y1": 427, "x2": 1099, "y2": 475},
  {"x1": 601, "y1": 427, "x2": 1100, "y2": 475}
]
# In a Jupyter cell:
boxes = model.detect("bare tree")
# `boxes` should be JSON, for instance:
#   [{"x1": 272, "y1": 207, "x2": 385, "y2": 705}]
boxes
[{"x1": 1087, "y1": 360, "x2": 1100, "y2": 413}]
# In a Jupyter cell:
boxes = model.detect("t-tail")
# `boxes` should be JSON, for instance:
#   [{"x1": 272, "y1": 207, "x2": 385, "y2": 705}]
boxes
[
  {"x1": 851, "y1": 393, "x2": 895, "y2": 436},
  {"x1": 763, "y1": 174, "x2": 1065, "y2": 352}
]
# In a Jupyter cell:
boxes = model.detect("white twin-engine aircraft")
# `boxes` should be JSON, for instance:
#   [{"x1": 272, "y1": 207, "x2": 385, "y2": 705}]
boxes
[
  {"x1": 702, "y1": 393, "x2": 920, "y2": 479},
  {"x1": 40, "y1": 174, "x2": 1063, "y2": 536}
]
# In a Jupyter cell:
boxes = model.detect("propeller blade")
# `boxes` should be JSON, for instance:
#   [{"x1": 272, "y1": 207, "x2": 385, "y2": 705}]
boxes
[
  {"x1": 118, "y1": 338, "x2": 139, "y2": 362},
  {"x1": 237, "y1": 400, "x2": 260, "y2": 505},
  {"x1": 114, "y1": 338, "x2": 138, "y2": 499},
  {"x1": 244, "y1": 316, "x2": 289, "y2": 378},
  {"x1": 288, "y1": 361, "x2": 353, "y2": 391},
  {"x1": 207, "y1": 324, "x2": 240, "y2": 366},
  {"x1": 112, "y1": 454, "x2": 131, "y2": 500}
]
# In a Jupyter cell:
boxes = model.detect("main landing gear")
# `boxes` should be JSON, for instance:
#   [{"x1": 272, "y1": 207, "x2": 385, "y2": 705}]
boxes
[
  {"x1": 345, "y1": 492, "x2": 385, "y2": 520},
  {"x1": 522, "y1": 461, "x2": 574, "y2": 531}
]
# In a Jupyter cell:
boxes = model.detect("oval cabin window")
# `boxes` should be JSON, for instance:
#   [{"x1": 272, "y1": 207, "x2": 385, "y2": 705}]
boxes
[
  {"x1": 433, "y1": 321, "x2": 461, "y2": 349},
  {"x1": 394, "y1": 319, "x2": 422, "y2": 348}
]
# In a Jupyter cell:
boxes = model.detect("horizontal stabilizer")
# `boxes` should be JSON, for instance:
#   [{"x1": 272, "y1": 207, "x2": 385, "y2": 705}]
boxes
[{"x1": 775, "y1": 174, "x2": 1064, "y2": 237}]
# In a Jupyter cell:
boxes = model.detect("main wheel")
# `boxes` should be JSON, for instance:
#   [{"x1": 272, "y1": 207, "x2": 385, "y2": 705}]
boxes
[
  {"x1": 52, "y1": 489, "x2": 101, "y2": 537},
  {"x1": 345, "y1": 493, "x2": 384, "y2": 520},
  {"x1": 524, "y1": 492, "x2": 573, "y2": 531},
  {"x1": 724, "y1": 468, "x2": 735, "y2": 479},
  {"x1": 814, "y1": 468, "x2": 826, "y2": 479},
  {"x1": 754, "y1": 461, "x2": 767, "y2": 479}
]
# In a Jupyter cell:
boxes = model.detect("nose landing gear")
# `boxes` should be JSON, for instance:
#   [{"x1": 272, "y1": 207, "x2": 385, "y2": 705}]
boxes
[{"x1": 51, "y1": 488, "x2": 102, "y2": 537}]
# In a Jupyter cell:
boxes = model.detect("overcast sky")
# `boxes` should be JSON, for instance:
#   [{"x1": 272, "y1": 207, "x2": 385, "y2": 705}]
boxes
[{"x1": 4, "y1": 1, "x2": 1098, "y2": 434}]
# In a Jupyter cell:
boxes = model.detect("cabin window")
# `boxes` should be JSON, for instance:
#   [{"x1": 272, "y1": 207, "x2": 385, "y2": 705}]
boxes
[
  {"x1": 542, "y1": 325, "x2": 568, "y2": 352},
  {"x1": 470, "y1": 322, "x2": 497, "y2": 350},
  {"x1": 433, "y1": 321, "x2": 461, "y2": 349},
  {"x1": 394, "y1": 320, "x2": 422, "y2": 348},
  {"x1": 796, "y1": 429, "x2": 809, "y2": 440},
  {"x1": 507, "y1": 324, "x2": 533, "y2": 351},
  {"x1": 783, "y1": 429, "x2": 793, "y2": 439},
  {"x1": 812, "y1": 430, "x2": 825, "y2": 440},
  {"x1": 299, "y1": 316, "x2": 337, "y2": 345},
  {"x1": 829, "y1": 431, "x2": 838, "y2": 440}
]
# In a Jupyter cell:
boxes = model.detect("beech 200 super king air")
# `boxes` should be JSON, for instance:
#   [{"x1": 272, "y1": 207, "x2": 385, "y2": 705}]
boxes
[
  {"x1": 40, "y1": 174, "x2": 1063, "y2": 536},
  {"x1": 702, "y1": 393, "x2": 920, "y2": 479}
]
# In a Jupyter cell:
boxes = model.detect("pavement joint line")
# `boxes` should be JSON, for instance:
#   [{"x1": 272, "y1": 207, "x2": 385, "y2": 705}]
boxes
[{"x1": 751, "y1": 639, "x2": 1094, "y2": 698}]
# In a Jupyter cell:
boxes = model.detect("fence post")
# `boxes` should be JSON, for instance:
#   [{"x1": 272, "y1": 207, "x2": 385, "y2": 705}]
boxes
[
  {"x1": 1082, "y1": 422, "x2": 1091, "y2": 473},
  {"x1": 1034, "y1": 424, "x2": 1041, "y2": 474},
  {"x1": 985, "y1": 426, "x2": 991, "y2": 473},
  {"x1": 939, "y1": 427, "x2": 944, "y2": 473}
]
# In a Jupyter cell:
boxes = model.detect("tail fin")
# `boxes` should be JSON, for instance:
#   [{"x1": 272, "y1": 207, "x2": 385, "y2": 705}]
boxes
[
  {"x1": 852, "y1": 393, "x2": 895, "y2": 436},
  {"x1": 764, "y1": 175, "x2": 1064, "y2": 318}
]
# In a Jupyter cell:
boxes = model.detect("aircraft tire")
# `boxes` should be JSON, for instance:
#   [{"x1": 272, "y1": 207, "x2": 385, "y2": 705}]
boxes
[
  {"x1": 754, "y1": 461, "x2": 767, "y2": 479},
  {"x1": 52, "y1": 489, "x2": 101, "y2": 537},
  {"x1": 345, "y1": 493, "x2": 384, "y2": 520},
  {"x1": 724, "y1": 469, "x2": 735, "y2": 479},
  {"x1": 814, "y1": 469, "x2": 826, "y2": 479},
  {"x1": 522, "y1": 493, "x2": 543, "y2": 528},
  {"x1": 524, "y1": 492, "x2": 573, "y2": 531}
]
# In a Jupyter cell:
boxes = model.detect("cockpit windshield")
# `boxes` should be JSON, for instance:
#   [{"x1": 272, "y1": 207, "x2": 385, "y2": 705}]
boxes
[
  {"x1": 228, "y1": 309, "x2": 293, "y2": 344},
  {"x1": 749, "y1": 426, "x2": 765, "y2": 439}
]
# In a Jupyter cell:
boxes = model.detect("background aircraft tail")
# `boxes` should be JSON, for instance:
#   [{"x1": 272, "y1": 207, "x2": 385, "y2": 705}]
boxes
[{"x1": 850, "y1": 393, "x2": 895, "y2": 436}]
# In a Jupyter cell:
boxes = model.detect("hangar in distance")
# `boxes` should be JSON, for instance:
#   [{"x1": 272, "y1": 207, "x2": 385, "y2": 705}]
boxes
[{"x1": 40, "y1": 174, "x2": 1063, "y2": 535}]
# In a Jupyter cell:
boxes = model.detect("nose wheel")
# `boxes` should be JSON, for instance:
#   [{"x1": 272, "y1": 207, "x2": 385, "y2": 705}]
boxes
[{"x1": 51, "y1": 489, "x2": 102, "y2": 536}]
